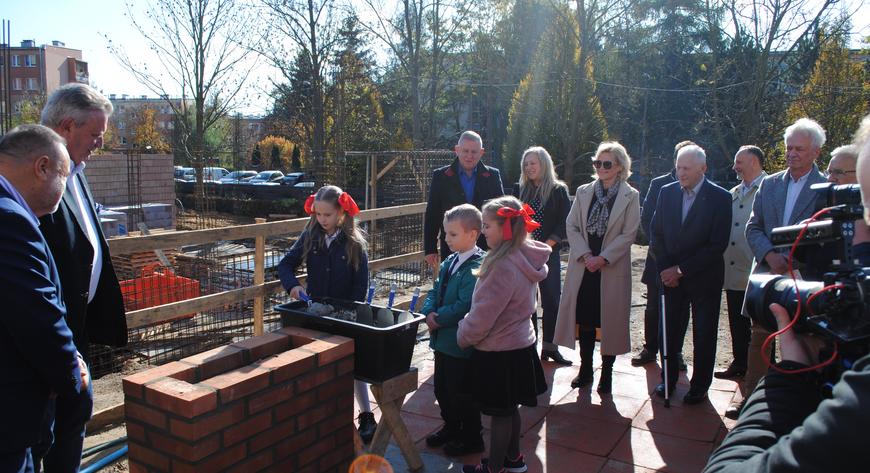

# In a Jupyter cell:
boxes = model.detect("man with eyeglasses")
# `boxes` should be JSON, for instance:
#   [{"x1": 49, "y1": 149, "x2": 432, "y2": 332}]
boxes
[{"x1": 826, "y1": 145, "x2": 858, "y2": 184}]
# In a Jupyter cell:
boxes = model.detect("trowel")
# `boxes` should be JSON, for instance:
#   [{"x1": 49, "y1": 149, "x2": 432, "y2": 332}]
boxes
[
  {"x1": 355, "y1": 281, "x2": 376, "y2": 325},
  {"x1": 397, "y1": 287, "x2": 420, "y2": 323},
  {"x1": 375, "y1": 283, "x2": 397, "y2": 327}
]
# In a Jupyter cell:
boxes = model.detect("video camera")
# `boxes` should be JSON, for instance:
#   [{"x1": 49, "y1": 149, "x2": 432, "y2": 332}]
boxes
[{"x1": 745, "y1": 183, "x2": 870, "y2": 351}]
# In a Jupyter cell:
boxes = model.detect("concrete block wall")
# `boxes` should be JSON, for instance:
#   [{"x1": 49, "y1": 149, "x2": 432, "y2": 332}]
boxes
[
  {"x1": 84, "y1": 153, "x2": 176, "y2": 226},
  {"x1": 123, "y1": 327, "x2": 356, "y2": 473}
]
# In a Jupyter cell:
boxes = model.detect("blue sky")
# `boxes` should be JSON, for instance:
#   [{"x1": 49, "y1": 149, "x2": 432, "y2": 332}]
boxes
[{"x1": 4, "y1": 0, "x2": 868, "y2": 116}]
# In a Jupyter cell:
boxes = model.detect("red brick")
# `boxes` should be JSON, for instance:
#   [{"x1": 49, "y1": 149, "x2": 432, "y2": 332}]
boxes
[
  {"x1": 223, "y1": 411, "x2": 272, "y2": 446},
  {"x1": 227, "y1": 449, "x2": 273, "y2": 473},
  {"x1": 316, "y1": 373, "x2": 353, "y2": 403},
  {"x1": 125, "y1": 401, "x2": 167, "y2": 429},
  {"x1": 296, "y1": 365, "x2": 336, "y2": 393},
  {"x1": 171, "y1": 443, "x2": 246, "y2": 473},
  {"x1": 127, "y1": 461, "x2": 148, "y2": 473},
  {"x1": 319, "y1": 443, "x2": 353, "y2": 472},
  {"x1": 253, "y1": 348, "x2": 316, "y2": 384},
  {"x1": 274, "y1": 390, "x2": 317, "y2": 422},
  {"x1": 336, "y1": 357, "x2": 354, "y2": 377},
  {"x1": 179, "y1": 345, "x2": 246, "y2": 379},
  {"x1": 296, "y1": 402, "x2": 332, "y2": 431},
  {"x1": 125, "y1": 421, "x2": 148, "y2": 443},
  {"x1": 334, "y1": 424, "x2": 354, "y2": 447},
  {"x1": 169, "y1": 402, "x2": 246, "y2": 441},
  {"x1": 149, "y1": 430, "x2": 220, "y2": 462},
  {"x1": 247, "y1": 382, "x2": 294, "y2": 414},
  {"x1": 200, "y1": 365, "x2": 271, "y2": 404},
  {"x1": 232, "y1": 332, "x2": 290, "y2": 362},
  {"x1": 128, "y1": 442, "x2": 170, "y2": 471},
  {"x1": 318, "y1": 413, "x2": 352, "y2": 438},
  {"x1": 298, "y1": 434, "x2": 336, "y2": 468},
  {"x1": 123, "y1": 361, "x2": 197, "y2": 399},
  {"x1": 299, "y1": 337, "x2": 353, "y2": 367},
  {"x1": 248, "y1": 417, "x2": 297, "y2": 453},
  {"x1": 274, "y1": 428, "x2": 318, "y2": 461},
  {"x1": 276, "y1": 326, "x2": 324, "y2": 344},
  {"x1": 144, "y1": 378, "x2": 217, "y2": 419}
]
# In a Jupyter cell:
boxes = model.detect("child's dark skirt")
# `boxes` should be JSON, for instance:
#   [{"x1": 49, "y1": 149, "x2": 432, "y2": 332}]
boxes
[{"x1": 468, "y1": 344, "x2": 547, "y2": 417}]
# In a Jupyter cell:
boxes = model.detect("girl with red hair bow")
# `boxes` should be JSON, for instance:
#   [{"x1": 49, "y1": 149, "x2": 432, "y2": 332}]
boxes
[
  {"x1": 455, "y1": 195, "x2": 550, "y2": 473},
  {"x1": 276, "y1": 184, "x2": 377, "y2": 441}
]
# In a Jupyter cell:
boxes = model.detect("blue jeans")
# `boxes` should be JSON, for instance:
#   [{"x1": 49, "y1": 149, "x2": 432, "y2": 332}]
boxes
[
  {"x1": 0, "y1": 449, "x2": 35, "y2": 473},
  {"x1": 33, "y1": 369, "x2": 93, "y2": 473},
  {"x1": 534, "y1": 248, "x2": 562, "y2": 350}
]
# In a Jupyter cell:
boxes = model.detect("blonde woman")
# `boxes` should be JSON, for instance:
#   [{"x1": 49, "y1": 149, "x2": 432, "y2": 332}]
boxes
[
  {"x1": 516, "y1": 146, "x2": 571, "y2": 365},
  {"x1": 553, "y1": 142, "x2": 640, "y2": 393}
]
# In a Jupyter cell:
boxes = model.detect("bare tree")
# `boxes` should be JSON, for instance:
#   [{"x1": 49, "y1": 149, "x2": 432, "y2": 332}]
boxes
[
  {"x1": 108, "y1": 0, "x2": 256, "y2": 191},
  {"x1": 259, "y1": 0, "x2": 340, "y2": 156}
]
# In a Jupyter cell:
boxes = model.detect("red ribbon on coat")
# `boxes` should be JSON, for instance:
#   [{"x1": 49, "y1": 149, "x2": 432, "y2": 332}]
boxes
[
  {"x1": 303, "y1": 192, "x2": 361, "y2": 217},
  {"x1": 496, "y1": 204, "x2": 540, "y2": 240}
]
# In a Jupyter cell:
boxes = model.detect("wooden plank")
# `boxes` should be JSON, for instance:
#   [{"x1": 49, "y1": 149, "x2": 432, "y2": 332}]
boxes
[
  {"x1": 108, "y1": 202, "x2": 426, "y2": 255},
  {"x1": 375, "y1": 154, "x2": 402, "y2": 180},
  {"x1": 253, "y1": 218, "x2": 266, "y2": 336},
  {"x1": 87, "y1": 403, "x2": 125, "y2": 432},
  {"x1": 368, "y1": 252, "x2": 425, "y2": 272},
  {"x1": 370, "y1": 368, "x2": 418, "y2": 402}
]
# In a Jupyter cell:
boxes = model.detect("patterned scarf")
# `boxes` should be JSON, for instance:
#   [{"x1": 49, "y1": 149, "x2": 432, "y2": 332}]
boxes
[{"x1": 586, "y1": 179, "x2": 620, "y2": 238}]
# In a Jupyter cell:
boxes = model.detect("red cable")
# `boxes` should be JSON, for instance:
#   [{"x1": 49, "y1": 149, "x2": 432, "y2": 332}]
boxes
[{"x1": 761, "y1": 208, "x2": 840, "y2": 374}]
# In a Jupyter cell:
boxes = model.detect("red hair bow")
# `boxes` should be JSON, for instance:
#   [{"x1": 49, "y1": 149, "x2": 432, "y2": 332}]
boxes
[
  {"x1": 496, "y1": 204, "x2": 540, "y2": 240},
  {"x1": 304, "y1": 194, "x2": 316, "y2": 215},
  {"x1": 337, "y1": 192, "x2": 360, "y2": 217}
]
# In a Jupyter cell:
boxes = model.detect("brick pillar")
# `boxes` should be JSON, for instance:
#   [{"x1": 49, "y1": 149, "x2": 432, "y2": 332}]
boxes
[{"x1": 123, "y1": 327, "x2": 355, "y2": 473}]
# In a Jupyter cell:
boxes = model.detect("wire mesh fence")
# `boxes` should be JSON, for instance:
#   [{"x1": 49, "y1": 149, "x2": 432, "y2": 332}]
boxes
[{"x1": 90, "y1": 149, "x2": 462, "y2": 376}]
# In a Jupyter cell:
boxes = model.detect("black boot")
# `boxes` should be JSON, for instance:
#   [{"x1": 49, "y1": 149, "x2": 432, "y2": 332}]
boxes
[
  {"x1": 597, "y1": 355, "x2": 615, "y2": 393},
  {"x1": 571, "y1": 329, "x2": 596, "y2": 388}
]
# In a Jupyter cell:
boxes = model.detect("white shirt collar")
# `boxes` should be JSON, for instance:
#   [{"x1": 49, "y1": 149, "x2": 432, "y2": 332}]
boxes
[{"x1": 451, "y1": 246, "x2": 480, "y2": 273}]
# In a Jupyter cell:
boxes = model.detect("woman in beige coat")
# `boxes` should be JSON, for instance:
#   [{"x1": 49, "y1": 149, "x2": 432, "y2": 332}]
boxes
[{"x1": 554, "y1": 142, "x2": 640, "y2": 393}]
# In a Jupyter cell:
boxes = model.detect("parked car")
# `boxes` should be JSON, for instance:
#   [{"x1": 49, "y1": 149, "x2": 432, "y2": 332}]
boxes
[
  {"x1": 248, "y1": 170, "x2": 285, "y2": 184},
  {"x1": 174, "y1": 167, "x2": 195, "y2": 182},
  {"x1": 203, "y1": 167, "x2": 230, "y2": 181},
  {"x1": 220, "y1": 170, "x2": 258, "y2": 184},
  {"x1": 280, "y1": 172, "x2": 310, "y2": 186}
]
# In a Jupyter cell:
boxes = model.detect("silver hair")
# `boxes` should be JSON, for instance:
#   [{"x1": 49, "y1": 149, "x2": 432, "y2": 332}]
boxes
[
  {"x1": 0, "y1": 124, "x2": 67, "y2": 164},
  {"x1": 593, "y1": 141, "x2": 633, "y2": 180},
  {"x1": 40, "y1": 83, "x2": 113, "y2": 127},
  {"x1": 830, "y1": 144, "x2": 859, "y2": 164},
  {"x1": 457, "y1": 130, "x2": 483, "y2": 147},
  {"x1": 854, "y1": 114, "x2": 870, "y2": 150},
  {"x1": 677, "y1": 144, "x2": 707, "y2": 166},
  {"x1": 784, "y1": 118, "x2": 826, "y2": 149}
]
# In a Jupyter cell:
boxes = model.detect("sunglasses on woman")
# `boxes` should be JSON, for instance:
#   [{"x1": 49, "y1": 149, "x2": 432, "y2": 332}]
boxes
[{"x1": 592, "y1": 160, "x2": 614, "y2": 170}]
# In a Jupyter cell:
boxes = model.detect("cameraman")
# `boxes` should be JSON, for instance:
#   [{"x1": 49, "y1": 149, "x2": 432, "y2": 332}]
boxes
[{"x1": 703, "y1": 115, "x2": 870, "y2": 472}]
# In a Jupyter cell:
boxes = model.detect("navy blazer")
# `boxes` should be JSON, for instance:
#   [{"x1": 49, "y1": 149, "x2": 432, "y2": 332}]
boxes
[
  {"x1": 39, "y1": 172, "x2": 127, "y2": 360},
  {"x1": 424, "y1": 159, "x2": 504, "y2": 257},
  {"x1": 277, "y1": 230, "x2": 369, "y2": 302},
  {"x1": 0, "y1": 186, "x2": 82, "y2": 453},
  {"x1": 640, "y1": 170, "x2": 677, "y2": 285},
  {"x1": 650, "y1": 179, "x2": 732, "y2": 293}
]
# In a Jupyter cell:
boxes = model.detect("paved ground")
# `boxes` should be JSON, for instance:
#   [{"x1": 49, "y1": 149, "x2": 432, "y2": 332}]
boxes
[{"x1": 358, "y1": 346, "x2": 741, "y2": 473}]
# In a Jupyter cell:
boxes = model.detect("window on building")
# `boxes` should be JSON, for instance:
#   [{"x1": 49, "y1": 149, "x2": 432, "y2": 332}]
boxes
[
  {"x1": 11, "y1": 55, "x2": 20, "y2": 67},
  {"x1": 121, "y1": 137, "x2": 127, "y2": 145},
  {"x1": 25, "y1": 55, "x2": 37, "y2": 67},
  {"x1": 12, "y1": 78, "x2": 22, "y2": 90},
  {"x1": 26, "y1": 78, "x2": 38, "y2": 90}
]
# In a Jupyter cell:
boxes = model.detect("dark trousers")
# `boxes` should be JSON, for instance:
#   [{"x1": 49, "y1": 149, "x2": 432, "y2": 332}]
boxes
[
  {"x1": 434, "y1": 351, "x2": 482, "y2": 442},
  {"x1": 661, "y1": 284, "x2": 721, "y2": 392},
  {"x1": 533, "y1": 249, "x2": 562, "y2": 348},
  {"x1": 0, "y1": 449, "x2": 34, "y2": 473},
  {"x1": 725, "y1": 289, "x2": 751, "y2": 369},
  {"x1": 643, "y1": 281, "x2": 690, "y2": 353},
  {"x1": 33, "y1": 373, "x2": 93, "y2": 473}
]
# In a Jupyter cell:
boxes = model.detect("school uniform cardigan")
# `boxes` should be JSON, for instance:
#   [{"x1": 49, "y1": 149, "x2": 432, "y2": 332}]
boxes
[
  {"x1": 277, "y1": 229, "x2": 369, "y2": 302},
  {"x1": 421, "y1": 247, "x2": 485, "y2": 358}
]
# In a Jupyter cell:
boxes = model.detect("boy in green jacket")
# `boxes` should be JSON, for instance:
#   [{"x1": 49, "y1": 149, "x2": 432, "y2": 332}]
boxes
[{"x1": 421, "y1": 204, "x2": 486, "y2": 456}]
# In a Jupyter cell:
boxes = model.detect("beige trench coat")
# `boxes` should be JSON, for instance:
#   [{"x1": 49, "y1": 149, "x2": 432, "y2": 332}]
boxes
[{"x1": 554, "y1": 180, "x2": 640, "y2": 355}]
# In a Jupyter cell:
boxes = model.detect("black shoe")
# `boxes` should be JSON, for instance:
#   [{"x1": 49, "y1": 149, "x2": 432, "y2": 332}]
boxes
[
  {"x1": 570, "y1": 370, "x2": 594, "y2": 389},
  {"x1": 724, "y1": 399, "x2": 746, "y2": 420},
  {"x1": 654, "y1": 383, "x2": 675, "y2": 398},
  {"x1": 444, "y1": 438, "x2": 486, "y2": 456},
  {"x1": 480, "y1": 455, "x2": 528, "y2": 473},
  {"x1": 683, "y1": 389, "x2": 708, "y2": 405},
  {"x1": 678, "y1": 354, "x2": 688, "y2": 371},
  {"x1": 631, "y1": 348, "x2": 657, "y2": 366},
  {"x1": 541, "y1": 349, "x2": 572, "y2": 366},
  {"x1": 358, "y1": 411, "x2": 377, "y2": 443},
  {"x1": 426, "y1": 426, "x2": 455, "y2": 447},
  {"x1": 597, "y1": 374, "x2": 612, "y2": 394},
  {"x1": 714, "y1": 364, "x2": 747, "y2": 379}
]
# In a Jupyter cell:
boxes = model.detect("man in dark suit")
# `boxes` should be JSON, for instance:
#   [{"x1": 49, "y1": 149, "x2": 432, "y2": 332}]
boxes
[
  {"x1": 650, "y1": 144, "x2": 731, "y2": 404},
  {"x1": 0, "y1": 125, "x2": 86, "y2": 473},
  {"x1": 633, "y1": 141, "x2": 695, "y2": 368},
  {"x1": 424, "y1": 130, "x2": 504, "y2": 266},
  {"x1": 35, "y1": 84, "x2": 127, "y2": 472}
]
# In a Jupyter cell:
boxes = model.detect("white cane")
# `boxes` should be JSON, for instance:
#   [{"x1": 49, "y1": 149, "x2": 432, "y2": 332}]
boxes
[{"x1": 660, "y1": 277, "x2": 671, "y2": 408}]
